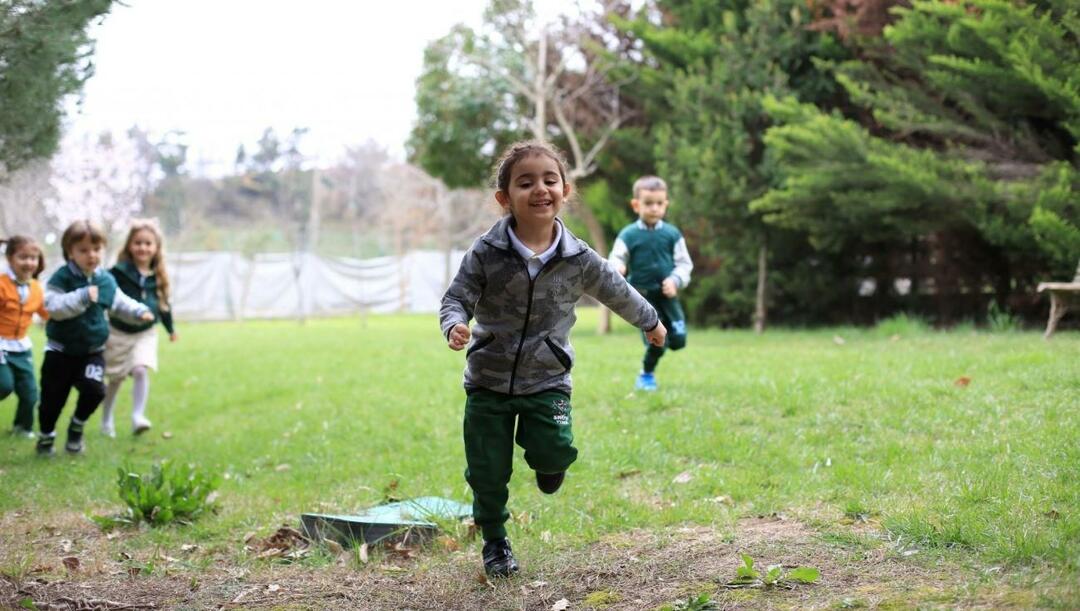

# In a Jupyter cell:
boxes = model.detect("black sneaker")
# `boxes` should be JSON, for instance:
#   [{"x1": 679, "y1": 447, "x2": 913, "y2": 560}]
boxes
[
  {"x1": 536, "y1": 471, "x2": 565, "y2": 494},
  {"x1": 65, "y1": 421, "x2": 85, "y2": 454},
  {"x1": 36, "y1": 435, "x2": 55, "y2": 457},
  {"x1": 482, "y1": 538, "x2": 519, "y2": 578}
]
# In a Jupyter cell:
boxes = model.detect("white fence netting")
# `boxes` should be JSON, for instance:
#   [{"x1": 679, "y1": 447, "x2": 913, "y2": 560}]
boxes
[{"x1": 14, "y1": 250, "x2": 465, "y2": 321}]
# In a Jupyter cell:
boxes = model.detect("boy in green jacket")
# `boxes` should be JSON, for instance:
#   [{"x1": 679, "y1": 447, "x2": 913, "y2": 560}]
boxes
[{"x1": 609, "y1": 176, "x2": 693, "y2": 391}]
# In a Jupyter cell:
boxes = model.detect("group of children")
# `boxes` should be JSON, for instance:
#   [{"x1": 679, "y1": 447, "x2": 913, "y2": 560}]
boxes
[
  {"x1": 0, "y1": 220, "x2": 176, "y2": 455},
  {"x1": 5, "y1": 139, "x2": 686, "y2": 579},
  {"x1": 441, "y1": 140, "x2": 692, "y2": 577}
]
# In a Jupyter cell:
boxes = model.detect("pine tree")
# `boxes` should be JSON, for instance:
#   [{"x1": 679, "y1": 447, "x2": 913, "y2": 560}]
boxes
[
  {"x1": 753, "y1": 0, "x2": 1079, "y2": 317},
  {"x1": 0, "y1": 0, "x2": 115, "y2": 180}
]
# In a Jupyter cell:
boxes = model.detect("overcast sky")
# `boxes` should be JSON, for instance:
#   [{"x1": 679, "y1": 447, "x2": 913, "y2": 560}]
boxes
[{"x1": 68, "y1": 0, "x2": 581, "y2": 176}]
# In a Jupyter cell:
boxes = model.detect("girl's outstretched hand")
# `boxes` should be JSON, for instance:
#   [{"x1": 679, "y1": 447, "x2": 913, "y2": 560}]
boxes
[
  {"x1": 139, "y1": 311, "x2": 155, "y2": 322},
  {"x1": 87, "y1": 285, "x2": 99, "y2": 302},
  {"x1": 448, "y1": 323, "x2": 471, "y2": 351},
  {"x1": 645, "y1": 320, "x2": 667, "y2": 347},
  {"x1": 169, "y1": 333, "x2": 179, "y2": 342}
]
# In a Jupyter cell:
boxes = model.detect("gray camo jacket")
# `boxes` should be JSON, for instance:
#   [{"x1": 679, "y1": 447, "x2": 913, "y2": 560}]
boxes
[{"x1": 440, "y1": 216, "x2": 659, "y2": 396}]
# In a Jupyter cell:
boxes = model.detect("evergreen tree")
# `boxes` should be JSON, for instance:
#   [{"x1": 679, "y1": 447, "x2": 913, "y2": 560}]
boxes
[
  {"x1": 754, "y1": 0, "x2": 1079, "y2": 318},
  {"x1": 618, "y1": 0, "x2": 848, "y2": 326},
  {"x1": 0, "y1": 0, "x2": 115, "y2": 179}
]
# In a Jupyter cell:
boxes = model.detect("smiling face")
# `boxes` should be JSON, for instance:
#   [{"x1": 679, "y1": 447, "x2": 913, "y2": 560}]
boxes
[
  {"x1": 69, "y1": 236, "x2": 104, "y2": 275},
  {"x1": 495, "y1": 154, "x2": 570, "y2": 231},
  {"x1": 127, "y1": 228, "x2": 159, "y2": 268},
  {"x1": 631, "y1": 188, "x2": 670, "y2": 226},
  {"x1": 7, "y1": 243, "x2": 42, "y2": 282}
]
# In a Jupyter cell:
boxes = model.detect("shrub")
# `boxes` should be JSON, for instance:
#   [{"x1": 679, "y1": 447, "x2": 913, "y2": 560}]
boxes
[{"x1": 93, "y1": 460, "x2": 220, "y2": 528}]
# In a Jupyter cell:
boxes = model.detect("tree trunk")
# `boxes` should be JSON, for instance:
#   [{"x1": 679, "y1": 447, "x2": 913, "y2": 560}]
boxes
[{"x1": 753, "y1": 242, "x2": 768, "y2": 334}]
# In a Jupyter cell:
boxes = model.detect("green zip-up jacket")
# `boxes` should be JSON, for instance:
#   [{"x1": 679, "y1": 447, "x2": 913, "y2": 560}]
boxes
[
  {"x1": 44, "y1": 262, "x2": 151, "y2": 355},
  {"x1": 109, "y1": 260, "x2": 175, "y2": 335},
  {"x1": 440, "y1": 216, "x2": 659, "y2": 396}
]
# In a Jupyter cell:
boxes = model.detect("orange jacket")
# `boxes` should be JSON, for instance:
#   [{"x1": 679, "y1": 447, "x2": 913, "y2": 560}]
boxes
[{"x1": 0, "y1": 274, "x2": 48, "y2": 340}]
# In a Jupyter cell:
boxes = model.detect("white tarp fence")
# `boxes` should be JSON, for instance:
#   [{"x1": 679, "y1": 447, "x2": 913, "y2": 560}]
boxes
[
  {"x1": 6, "y1": 250, "x2": 464, "y2": 320},
  {"x1": 166, "y1": 250, "x2": 465, "y2": 320}
]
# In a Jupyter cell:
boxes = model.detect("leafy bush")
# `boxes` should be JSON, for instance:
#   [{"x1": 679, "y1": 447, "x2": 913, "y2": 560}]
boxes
[{"x1": 93, "y1": 460, "x2": 221, "y2": 528}]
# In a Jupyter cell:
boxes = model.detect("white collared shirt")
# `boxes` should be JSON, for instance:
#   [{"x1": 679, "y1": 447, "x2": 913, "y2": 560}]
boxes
[{"x1": 507, "y1": 219, "x2": 563, "y2": 280}]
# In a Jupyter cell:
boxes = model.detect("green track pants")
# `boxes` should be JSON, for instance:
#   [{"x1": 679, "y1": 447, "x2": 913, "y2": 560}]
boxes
[{"x1": 463, "y1": 389, "x2": 578, "y2": 541}]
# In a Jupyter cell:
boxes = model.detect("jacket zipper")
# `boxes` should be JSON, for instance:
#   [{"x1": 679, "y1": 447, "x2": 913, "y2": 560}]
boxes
[{"x1": 507, "y1": 255, "x2": 539, "y2": 395}]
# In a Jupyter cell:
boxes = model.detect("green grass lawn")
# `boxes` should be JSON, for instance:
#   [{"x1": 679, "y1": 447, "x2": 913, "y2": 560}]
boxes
[{"x1": 1, "y1": 311, "x2": 1077, "y2": 608}]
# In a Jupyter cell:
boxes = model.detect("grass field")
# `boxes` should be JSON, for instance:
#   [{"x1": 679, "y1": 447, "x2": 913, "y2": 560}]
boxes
[{"x1": 1, "y1": 311, "x2": 1077, "y2": 609}]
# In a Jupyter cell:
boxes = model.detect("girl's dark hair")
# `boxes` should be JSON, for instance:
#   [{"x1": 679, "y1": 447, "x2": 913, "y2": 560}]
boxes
[
  {"x1": 2, "y1": 235, "x2": 45, "y2": 279},
  {"x1": 116, "y1": 219, "x2": 171, "y2": 310},
  {"x1": 492, "y1": 140, "x2": 570, "y2": 193},
  {"x1": 60, "y1": 220, "x2": 107, "y2": 262}
]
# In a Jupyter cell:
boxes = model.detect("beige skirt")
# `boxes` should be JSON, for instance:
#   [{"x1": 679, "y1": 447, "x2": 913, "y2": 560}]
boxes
[{"x1": 105, "y1": 326, "x2": 159, "y2": 379}]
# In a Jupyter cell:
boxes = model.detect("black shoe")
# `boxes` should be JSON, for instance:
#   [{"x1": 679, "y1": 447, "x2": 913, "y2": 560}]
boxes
[
  {"x1": 482, "y1": 538, "x2": 519, "y2": 578},
  {"x1": 65, "y1": 421, "x2": 85, "y2": 454},
  {"x1": 536, "y1": 471, "x2": 565, "y2": 494},
  {"x1": 36, "y1": 435, "x2": 55, "y2": 457}
]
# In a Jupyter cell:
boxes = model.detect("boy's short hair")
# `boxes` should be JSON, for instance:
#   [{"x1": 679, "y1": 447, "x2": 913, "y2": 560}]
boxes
[
  {"x1": 633, "y1": 176, "x2": 667, "y2": 199},
  {"x1": 60, "y1": 219, "x2": 107, "y2": 261}
]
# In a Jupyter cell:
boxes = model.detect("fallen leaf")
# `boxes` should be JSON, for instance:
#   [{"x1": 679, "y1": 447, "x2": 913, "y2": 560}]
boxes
[
  {"x1": 832, "y1": 335, "x2": 846, "y2": 345},
  {"x1": 59, "y1": 539, "x2": 73, "y2": 553},
  {"x1": 530, "y1": 580, "x2": 549, "y2": 588},
  {"x1": 162, "y1": 431, "x2": 173, "y2": 439},
  {"x1": 954, "y1": 376, "x2": 971, "y2": 387},
  {"x1": 61, "y1": 556, "x2": 80, "y2": 571},
  {"x1": 359, "y1": 543, "x2": 369, "y2": 564},
  {"x1": 436, "y1": 535, "x2": 459, "y2": 552},
  {"x1": 708, "y1": 495, "x2": 733, "y2": 505},
  {"x1": 267, "y1": 584, "x2": 280, "y2": 593},
  {"x1": 672, "y1": 471, "x2": 693, "y2": 484},
  {"x1": 890, "y1": 334, "x2": 901, "y2": 342},
  {"x1": 1044, "y1": 509, "x2": 1061, "y2": 520},
  {"x1": 540, "y1": 530, "x2": 552, "y2": 543},
  {"x1": 243, "y1": 531, "x2": 257, "y2": 544},
  {"x1": 477, "y1": 572, "x2": 495, "y2": 590},
  {"x1": 274, "y1": 464, "x2": 291, "y2": 472},
  {"x1": 180, "y1": 544, "x2": 198, "y2": 553},
  {"x1": 616, "y1": 468, "x2": 641, "y2": 479},
  {"x1": 552, "y1": 598, "x2": 570, "y2": 610}
]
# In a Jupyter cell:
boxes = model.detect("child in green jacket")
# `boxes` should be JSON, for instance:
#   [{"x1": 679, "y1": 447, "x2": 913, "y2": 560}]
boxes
[
  {"x1": 609, "y1": 176, "x2": 694, "y2": 391},
  {"x1": 36, "y1": 220, "x2": 152, "y2": 456}
]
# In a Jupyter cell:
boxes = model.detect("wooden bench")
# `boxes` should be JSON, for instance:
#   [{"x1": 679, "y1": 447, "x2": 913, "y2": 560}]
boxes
[{"x1": 1037, "y1": 261, "x2": 1080, "y2": 339}]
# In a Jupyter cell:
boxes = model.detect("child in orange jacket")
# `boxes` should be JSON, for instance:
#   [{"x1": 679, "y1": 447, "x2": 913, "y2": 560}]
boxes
[{"x1": 0, "y1": 236, "x2": 49, "y2": 438}]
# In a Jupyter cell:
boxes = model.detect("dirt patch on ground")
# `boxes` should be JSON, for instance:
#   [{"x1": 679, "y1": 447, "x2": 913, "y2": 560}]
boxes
[{"x1": 0, "y1": 513, "x2": 1026, "y2": 610}]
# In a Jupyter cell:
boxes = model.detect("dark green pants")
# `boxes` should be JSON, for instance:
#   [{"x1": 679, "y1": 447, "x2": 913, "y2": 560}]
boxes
[
  {"x1": 641, "y1": 290, "x2": 688, "y2": 373},
  {"x1": 464, "y1": 389, "x2": 578, "y2": 541},
  {"x1": 0, "y1": 350, "x2": 38, "y2": 430}
]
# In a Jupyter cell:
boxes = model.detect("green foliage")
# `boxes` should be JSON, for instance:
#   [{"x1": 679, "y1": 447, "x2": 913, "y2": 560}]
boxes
[
  {"x1": 874, "y1": 312, "x2": 931, "y2": 336},
  {"x1": 728, "y1": 553, "x2": 820, "y2": 588},
  {"x1": 406, "y1": 26, "x2": 521, "y2": 189},
  {"x1": 0, "y1": 0, "x2": 115, "y2": 177},
  {"x1": 93, "y1": 460, "x2": 221, "y2": 528},
  {"x1": 619, "y1": 0, "x2": 849, "y2": 325},
  {"x1": 657, "y1": 592, "x2": 717, "y2": 611},
  {"x1": 754, "y1": 0, "x2": 1080, "y2": 320}
]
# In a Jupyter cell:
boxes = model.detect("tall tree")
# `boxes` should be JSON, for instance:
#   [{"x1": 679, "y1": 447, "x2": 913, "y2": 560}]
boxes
[
  {"x1": 753, "y1": 0, "x2": 1080, "y2": 318},
  {"x1": 0, "y1": 0, "x2": 115, "y2": 181},
  {"x1": 618, "y1": 0, "x2": 847, "y2": 328}
]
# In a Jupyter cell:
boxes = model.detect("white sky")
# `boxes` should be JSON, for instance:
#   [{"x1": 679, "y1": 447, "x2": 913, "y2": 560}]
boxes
[{"x1": 68, "y1": 0, "x2": 581, "y2": 176}]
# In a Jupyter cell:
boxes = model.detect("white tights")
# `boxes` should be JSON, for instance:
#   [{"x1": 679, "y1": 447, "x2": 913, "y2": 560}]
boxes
[{"x1": 101, "y1": 366, "x2": 150, "y2": 430}]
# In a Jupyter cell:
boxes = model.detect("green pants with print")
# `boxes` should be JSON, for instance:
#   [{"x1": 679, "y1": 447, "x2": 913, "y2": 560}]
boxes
[
  {"x1": 464, "y1": 389, "x2": 578, "y2": 541},
  {"x1": 640, "y1": 289, "x2": 688, "y2": 373},
  {"x1": 0, "y1": 350, "x2": 38, "y2": 430}
]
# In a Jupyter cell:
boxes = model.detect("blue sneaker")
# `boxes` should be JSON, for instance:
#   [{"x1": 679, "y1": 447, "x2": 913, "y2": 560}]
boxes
[{"x1": 635, "y1": 372, "x2": 657, "y2": 391}]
